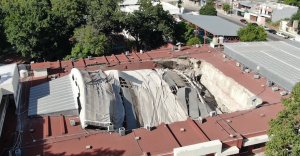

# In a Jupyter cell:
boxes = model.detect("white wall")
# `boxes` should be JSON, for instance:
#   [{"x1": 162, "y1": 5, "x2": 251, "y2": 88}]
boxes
[
  {"x1": 0, "y1": 63, "x2": 20, "y2": 107},
  {"x1": 174, "y1": 140, "x2": 222, "y2": 156},
  {"x1": 33, "y1": 69, "x2": 48, "y2": 77},
  {"x1": 70, "y1": 68, "x2": 87, "y2": 128},
  {"x1": 200, "y1": 61, "x2": 255, "y2": 112}
]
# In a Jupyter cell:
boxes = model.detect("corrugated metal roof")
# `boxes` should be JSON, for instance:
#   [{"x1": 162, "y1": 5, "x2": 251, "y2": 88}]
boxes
[
  {"x1": 28, "y1": 75, "x2": 77, "y2": 116},
  {"x1": 181, "y1": 14, "x2": 242, "y2": 36},
  {"x1": 224, "y1": 41, "x2": 300, "y2": 91}
]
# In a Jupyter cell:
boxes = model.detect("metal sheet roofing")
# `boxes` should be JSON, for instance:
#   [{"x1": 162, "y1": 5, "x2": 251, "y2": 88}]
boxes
[
  {"x1": 181, "y1": 14, "x2": 242, "y2": 36},
  {"x1": 224, "y1": 41, "x2": 300, "y2": 91},
  {"x1": 28, "y1": 75, "x2": 77, "y2": 116}
]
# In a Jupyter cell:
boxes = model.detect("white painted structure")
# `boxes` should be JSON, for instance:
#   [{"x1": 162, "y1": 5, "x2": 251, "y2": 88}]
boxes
[
  {"x1": 0, "y1": 64, "x2": 20, "y2": 137},
  {"x1": 33, "y1": 68, "x2": 48, "y2": 77},
  {"x1": 174, "y1": 140, "x2": 223, "y2": 156},
  {"x1": 243, "y1": 134, "x2": 269, "y2": 147},
  {"x1": 0, "y1": 64, "x2": 20, "y2": 107},
  {"x1": 120, "y1": 1, "x2": 183, "y2": 15},
  {"x1": 70, "y1": 68, "x2": 87, "y2": 128}
]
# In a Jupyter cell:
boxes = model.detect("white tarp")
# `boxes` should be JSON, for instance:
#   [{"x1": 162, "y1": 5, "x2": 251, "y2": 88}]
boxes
[{"x1": 106, "y1": 69, "x2": 188, "y2": 128}]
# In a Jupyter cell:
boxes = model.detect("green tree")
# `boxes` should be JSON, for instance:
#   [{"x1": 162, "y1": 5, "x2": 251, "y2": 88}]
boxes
[
  {"x1": 67, "y1": 25, "x2": 108, "y2": 59},
  {"x1": 2, "y1": 0, "x2": 52, "y2": 58},
  {"x1": 237, "y1": 24, "x2": 267, "y2": 42},
  {"x1": 223, "y1": 3, "x2": 231, "y2": 14},
  {"x1": 199, "y1": 2, "x2": 217, "y2": 16},
  {"x1": 124, "y1": 0, "x2": 175, "y2": 50},
  {"x1": 291, "y1": 11, "x2": 300, "y2": 34},
  {"x1": 0, "y1": 7, "x2": 6, "y2": 55},
  {"x1": 266, "y1": 82, "x2": 300, "y2": 156},
  {"x1": 186, "y1": 37, "x2": 201, "y2": 46},
  {"x1": 1, "y1": 0, "x2": 86, "y2": 59},
  {"x1": 174, "y1": 22, "x2": 196, "y2": 44},
  {"x1": 87, "y1": 0, "x2": 124, "y2": 35},
  {"x1": 283, "y1": 0, "x2": 300, "y2": 7}
]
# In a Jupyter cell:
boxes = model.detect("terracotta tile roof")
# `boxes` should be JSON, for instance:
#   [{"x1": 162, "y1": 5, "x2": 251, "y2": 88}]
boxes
[
  {"x1": 31, "y1": 62, "x2": 50, "y2": 70},
  {"x1": 21, "y1": 45, "x2": 286, "y2": 155},
  {"x1": 116, "y1": 53, "x2": 130, "y2": 63},
  {"x1": 84, "y1": 57, "x2": 108, "y2": 66},
  {"x1": 60, "y1": 60, "x2": 73, "y2": 69},
  {"x1": 167, "y1": 119, "x2": 210, "y2": 146},
  {"x1": 132, "y1": 124, "x2": 180, "y2": 155},
  {"x1": 73, "y1": 58, "x2": 86, "y2": 69}
]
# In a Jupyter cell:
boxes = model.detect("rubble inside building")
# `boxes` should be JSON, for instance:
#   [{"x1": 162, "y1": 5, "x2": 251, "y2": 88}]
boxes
[{"x1": 28, "y1": 58, "x2": 219, "y2": 131}]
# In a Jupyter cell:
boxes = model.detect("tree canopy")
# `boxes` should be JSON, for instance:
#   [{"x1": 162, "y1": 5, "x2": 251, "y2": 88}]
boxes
[
  {"x1": 87, "y1": 0, "x2": 124, "y2": 35},
  {"x1": 266, "y1": 82, "x2": 300, "y2": 156},
  {"x1": 222, "y1": 3, "x2": 231, "y2": 13},
  {"x1": 124, "y1": 0, "x2": 176, "y2": 50},
  {"x1": 66, "y1": 25, "x2": 108, "y2": 59},
  {"x1": 291, "y1": 11, "x2": 300, "y2": 34},
  {"x1": 186, "y1": 37, "x2": 201, "y2": 46},
  {"x1": 174, "y1": 22, "x2": 197, "y2": 44},
  {"x1": 237, "y1": 24, "x2": 267, "y2": 42},
  {"x1": 1, "y1": 0, "x2": 87, "y2": 59},
  {"x1": 282, "y1": 0, "x2": 300, "y2": 7},
  {"x1": 0, "y1": 0, "x2": 183, "y2": 60},
  {"x1": 199, "y1": 2, "x2": 217, "y2": 16}
]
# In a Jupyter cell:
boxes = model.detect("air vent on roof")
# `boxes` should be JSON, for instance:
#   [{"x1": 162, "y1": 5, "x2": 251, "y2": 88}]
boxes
[
  {"x1": 266, "y1": 80, "x2": 273, "y2": 87},
  {"x1": 119, "y1": 127, "x2": 126, "y2": 136},
  {"x1": 125, "y1": 51, "x2": 129, "y2": 56},
  {"x1": 272, "y1": 87, "x2": 279, "y2": 91},
  {"x1": 70, "y1": 119, "x2": 76, "y2": 126},
  {"x1": 254, "y1": 74, "x2": 260, "y2": 79},
  {"x1": 88, "y1": 56, "x2": 92, "y2": 60},
  {"x1": 196, "y1": 117, "x2": 203, "y2": 124},
  {"x1": 209, "y1": 111, "x2": 217, "y2": 117},
  {"x1": 107, "y1": 125, "x2": 114, "y2": 132},
  {"x1": 140, "y1": 50, "x2": 143, "y2": 54}
]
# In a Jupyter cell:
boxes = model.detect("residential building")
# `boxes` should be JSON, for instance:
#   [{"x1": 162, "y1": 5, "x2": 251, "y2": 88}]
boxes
[{"x1": 233, "y1": 1, "x2": 298, "y2": 25}]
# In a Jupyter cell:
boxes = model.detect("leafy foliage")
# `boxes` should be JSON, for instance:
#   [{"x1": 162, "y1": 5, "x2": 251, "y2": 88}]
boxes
[
  {"x1": 266, "y1": 82, "x2": 300, "y2": 156},
  {"x1": 66, "y1": 25, "x2": 108, "y2": 59},
  {"x1": 2, "y1": 0, "x2": 52, "y2": 58},
  {"x1": 237, "y1": 24, "x2": 267, "y2": 42},
  {"x1": 222, "y1": 3, "x2": 231, "y2": 13},
  {"x1": 87, "y1": 0, "x2": 124, "y2": 35},
  {"x1": 291, "y1": 11, "x2": 300, "y2": 34},
  {"x1": 0, "y1": 7, "x2": 7, "y2": 55},
  {"x1": 174, "y1": 22, "x2": 196, "y2": 44},
  {"x1": 186, "y1": 37, "x2": 201, "y2": 46},
  {"x1": 282, "y1": 0, "x2": 300, "y2": 7},
  {"x1": 1, "y1": 0, "x2": 86, "y2": 59},
  {"x1": 124, "y1": 0, "x2": 176, "y2": 50},
  {"x1": 199, "y1": 2, "x2": 217, "y2": 16}
]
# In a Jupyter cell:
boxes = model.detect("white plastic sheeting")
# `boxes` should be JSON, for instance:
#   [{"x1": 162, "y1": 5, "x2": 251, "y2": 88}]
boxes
[
  {"x1": 105, "y1": 69, "x2": 189, "y2": 128},
  {"x1": 82, "y1": 70, "x2": 125, "y2": 128}
]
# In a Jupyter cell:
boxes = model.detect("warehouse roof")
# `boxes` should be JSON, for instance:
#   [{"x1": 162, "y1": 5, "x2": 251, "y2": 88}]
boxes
[
  {"x1": 14, "y1": 46, "x2": 286, "y2": 156},
  {"x1": 224, "y1": 41, "x2": 300, "y2": 91},
  {"x1": 28, "y1": 75, "x2": 78, "y2": 116},
  {"x1": 181, "y1": 14, "x2": 242, "y2": 36}
]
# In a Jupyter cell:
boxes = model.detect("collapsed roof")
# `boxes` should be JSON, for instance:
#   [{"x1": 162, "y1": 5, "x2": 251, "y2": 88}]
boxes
[{"x1": 28, "y1": 68, "x2": 215, "y2": 130}]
